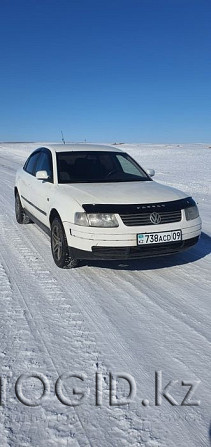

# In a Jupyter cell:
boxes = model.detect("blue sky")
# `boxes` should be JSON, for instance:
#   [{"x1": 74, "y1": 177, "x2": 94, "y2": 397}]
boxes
[{"x1": 0, "y1": 0, "x2": 210, "y2": 143}]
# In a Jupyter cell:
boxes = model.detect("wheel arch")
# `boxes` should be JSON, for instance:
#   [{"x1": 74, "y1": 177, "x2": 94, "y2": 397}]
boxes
[{"x1": 49, "y1": 208, "x2": 62, "y2": 226}]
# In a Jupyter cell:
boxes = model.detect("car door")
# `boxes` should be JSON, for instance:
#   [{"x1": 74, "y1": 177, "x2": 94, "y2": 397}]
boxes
[
  {"x1": 19, "y1": 150, "x2": 41, "y2": 215},
  {"x1": 29, "y1": 149, "x2": 54, "y2": 226}
]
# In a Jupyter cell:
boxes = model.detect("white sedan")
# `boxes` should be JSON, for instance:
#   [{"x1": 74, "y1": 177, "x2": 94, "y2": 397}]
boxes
[{"x1": 15, "y1": 144, "x2": 202, "y2": 268}]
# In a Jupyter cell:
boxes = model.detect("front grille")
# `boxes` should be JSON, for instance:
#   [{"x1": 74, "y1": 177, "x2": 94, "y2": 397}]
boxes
[{"x1": 120, "y1": 210, "x2": 182, "y2": 226}]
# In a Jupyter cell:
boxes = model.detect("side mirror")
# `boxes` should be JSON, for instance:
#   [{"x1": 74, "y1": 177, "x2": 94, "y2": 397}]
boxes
[
  {"x1": 146, "y1": 169, "x2": 155, "y2": 177},
  {"x1": 36, "y1": 170, "x2": 49, "y2": 180}
]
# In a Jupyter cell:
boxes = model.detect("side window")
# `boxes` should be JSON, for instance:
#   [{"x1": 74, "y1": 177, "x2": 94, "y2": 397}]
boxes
[
  {"x1": 35, "y1": 151, "x2": 53, "y2": 182},
  {"x1": 24, "y1": 152, "x2": 41, "y2": 176}
]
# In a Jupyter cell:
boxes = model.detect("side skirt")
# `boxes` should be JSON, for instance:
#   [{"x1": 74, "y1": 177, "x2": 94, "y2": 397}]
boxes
[{"x1": 24, "y1": 209, "x2": 51, "y2": 237}]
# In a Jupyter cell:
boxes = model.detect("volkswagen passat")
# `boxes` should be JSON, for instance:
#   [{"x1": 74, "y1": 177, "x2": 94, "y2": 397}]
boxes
[{"x1": 15, "y1": 144, "x2": 202, "y2": 268}]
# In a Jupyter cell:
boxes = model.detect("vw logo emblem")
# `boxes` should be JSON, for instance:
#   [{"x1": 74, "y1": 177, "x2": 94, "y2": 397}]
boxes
[{"x1": 150, "y1": 212, "x2": 161, "y2": 224}]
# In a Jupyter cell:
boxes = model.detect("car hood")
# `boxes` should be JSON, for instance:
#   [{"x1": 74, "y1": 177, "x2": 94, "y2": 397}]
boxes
[{"x1": 58, "y1": 181, "x2": 188, "y2": 206}]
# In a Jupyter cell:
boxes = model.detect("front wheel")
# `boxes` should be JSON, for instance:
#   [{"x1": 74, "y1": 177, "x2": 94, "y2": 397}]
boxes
[{"x1": 51, "y1": 217, "x2": 79, "y2": 269}]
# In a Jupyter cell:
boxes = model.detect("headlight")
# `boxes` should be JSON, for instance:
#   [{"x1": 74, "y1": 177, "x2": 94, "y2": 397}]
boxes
[
  {"x1": 74, "y1": 212, "x2": 89, "y2": 226},
  {"x1": 185, "y1": 205, "x2": 199, "y2": 221},
  {"x1": 74, "y1": 212, "x2": 119, "y2": 227}
]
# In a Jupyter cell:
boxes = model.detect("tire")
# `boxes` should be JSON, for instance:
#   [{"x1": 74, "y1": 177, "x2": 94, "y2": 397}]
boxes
[
  {"x1": 51, "y1": 217, "x2": 79, "y2": 269},
  {"x1": 15, "y1": 192, "x2": 31, "y2": 224}
]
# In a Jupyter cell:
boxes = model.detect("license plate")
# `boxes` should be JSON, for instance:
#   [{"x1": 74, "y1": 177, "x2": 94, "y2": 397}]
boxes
[{"x1": 137, "y1": 230, "x2": 182, "y2": 245}]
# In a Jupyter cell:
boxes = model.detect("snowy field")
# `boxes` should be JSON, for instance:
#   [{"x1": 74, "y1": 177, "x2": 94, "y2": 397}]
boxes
[{"x1": 0, "y1": 142, "x2": 210, "y2": 447}]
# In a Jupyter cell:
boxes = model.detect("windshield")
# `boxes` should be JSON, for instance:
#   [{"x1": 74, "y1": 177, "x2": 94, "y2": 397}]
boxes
[{"x1": 56, "y1": 151, "x2": 151, "y2": 184}]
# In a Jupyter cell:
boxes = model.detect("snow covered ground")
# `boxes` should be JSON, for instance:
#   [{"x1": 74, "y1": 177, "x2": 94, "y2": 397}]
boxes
[{"x1": 0, "y1": 142, "x2": 210, "y2": 447}]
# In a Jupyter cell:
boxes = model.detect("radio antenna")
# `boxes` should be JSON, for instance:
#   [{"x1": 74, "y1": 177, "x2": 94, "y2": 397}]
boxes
[{"x1": 61, "y1": 130, "x2": 65, "y2": 144}]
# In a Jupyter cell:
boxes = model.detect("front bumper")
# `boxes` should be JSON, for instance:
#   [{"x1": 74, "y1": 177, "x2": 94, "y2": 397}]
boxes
[
  {"x1": 69, "y1": 236, "x2": 200, "y2": 260},
  {"x1": 63, "y1": 214, "x2": 202, "y2": 261}
]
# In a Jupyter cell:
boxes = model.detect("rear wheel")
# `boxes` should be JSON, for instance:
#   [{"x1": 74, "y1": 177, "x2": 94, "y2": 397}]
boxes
[
  {"x1": 51, "y1": 217, "x2": 79, "y2": 269},
  {"x1": 15, "y1": 192, "x2": 31, "y2": 224}
]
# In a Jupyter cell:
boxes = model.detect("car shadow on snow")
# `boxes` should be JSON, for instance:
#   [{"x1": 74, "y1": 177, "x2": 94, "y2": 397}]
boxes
[{"x1": 83, "y1": 232, "x2": 211, "y2": 271}]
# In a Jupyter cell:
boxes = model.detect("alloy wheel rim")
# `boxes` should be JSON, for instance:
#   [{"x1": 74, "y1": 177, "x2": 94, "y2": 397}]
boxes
[{"x1": 52, "y1": 224, "x2": 63, "y2": 261}]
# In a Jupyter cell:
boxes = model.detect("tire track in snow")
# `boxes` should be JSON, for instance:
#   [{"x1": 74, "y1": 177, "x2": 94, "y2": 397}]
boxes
[
  {"x1": 0, "y1": 216, "x2": 96, "y2": 447},
  {"x1": 0, "y1": 261, "x2": 12, "y2": 447},
  {"x1": 0, "y1": 257, "x2": 63, "y2": 447}
]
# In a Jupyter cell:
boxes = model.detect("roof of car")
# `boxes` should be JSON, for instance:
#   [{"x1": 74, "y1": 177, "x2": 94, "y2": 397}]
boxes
[{"x1": 42, "y1": 143, "x2": 123, "y2": 153}]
